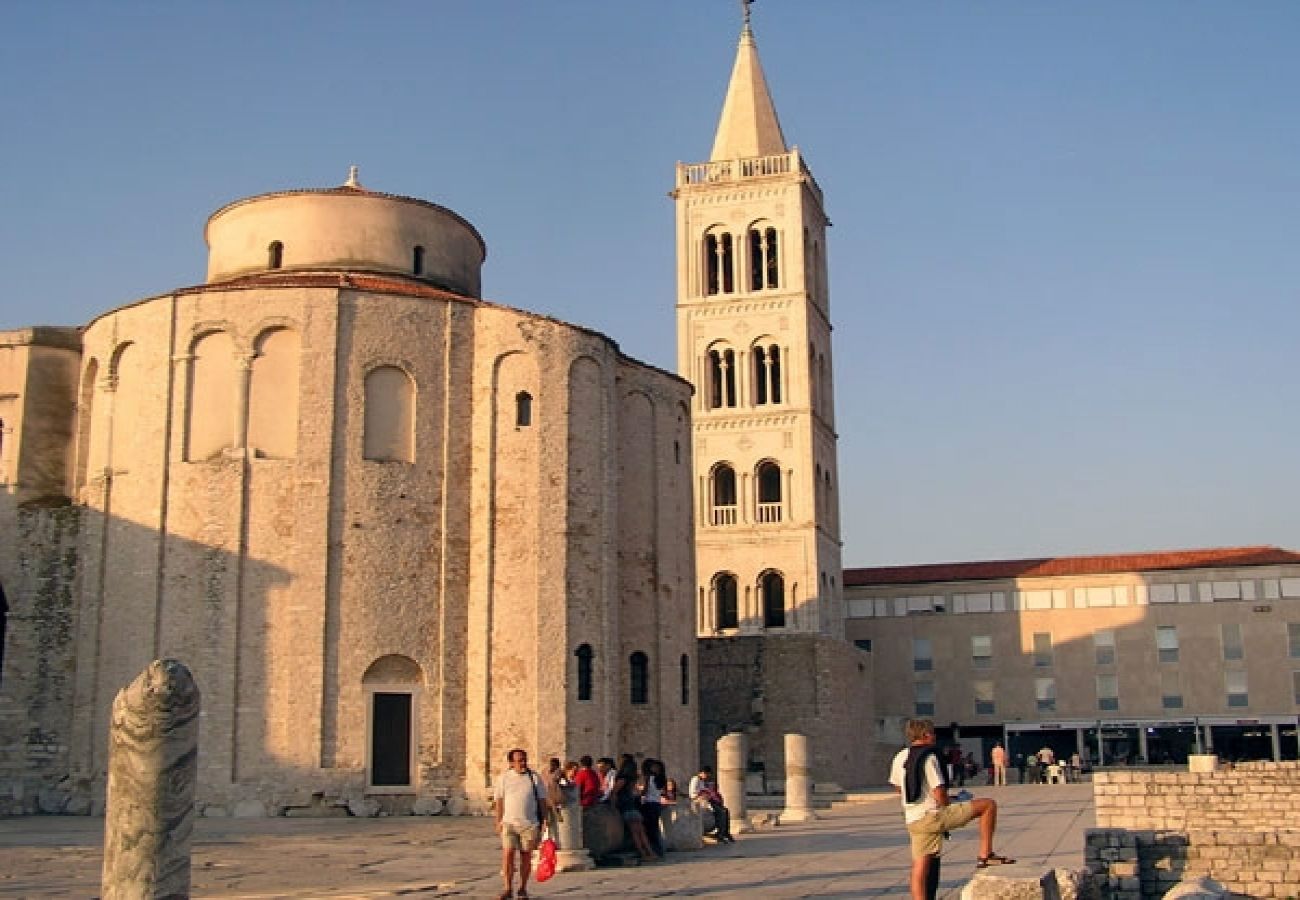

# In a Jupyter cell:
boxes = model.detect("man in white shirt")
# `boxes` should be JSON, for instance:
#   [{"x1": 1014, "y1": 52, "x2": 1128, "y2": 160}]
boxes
[
  {"x1": 493, "y1": 748, "x2": 549, "y2": 900},
  {"x1": 889, "y1": 720, "x2": 1013, "y2": 900}
]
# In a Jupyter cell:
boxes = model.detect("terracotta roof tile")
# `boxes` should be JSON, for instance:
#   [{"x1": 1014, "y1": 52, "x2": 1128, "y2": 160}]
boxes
[{"x1": 843, "y1": 546, "x2": 1300, "y2": 587}]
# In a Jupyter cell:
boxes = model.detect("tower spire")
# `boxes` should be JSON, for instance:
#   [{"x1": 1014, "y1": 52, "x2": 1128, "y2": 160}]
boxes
[{"x1": 710, "y1": 2, "x2": 788, "y2": 161}]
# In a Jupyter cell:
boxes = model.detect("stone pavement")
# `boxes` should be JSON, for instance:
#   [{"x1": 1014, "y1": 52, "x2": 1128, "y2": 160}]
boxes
[{"x1": 0, "y1": 782, "x2": 1094, "y2": 898}]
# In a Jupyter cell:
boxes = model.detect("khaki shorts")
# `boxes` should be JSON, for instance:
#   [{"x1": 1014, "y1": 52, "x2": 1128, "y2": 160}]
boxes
[
  {"x1": 906, "y1": 802, "x2": 976, "y2": 858},
  {"x1": 501, "y1": 822, "x2": 539, "y2": 852}
]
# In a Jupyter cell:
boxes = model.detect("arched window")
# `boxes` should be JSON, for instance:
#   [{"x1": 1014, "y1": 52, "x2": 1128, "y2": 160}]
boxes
[
  {"x1": 707, "y1": 347, "x2": 736, "y2": 409},
  {"x1": 714, "y1": 572, "x2": 739, "y2": 629},
  {"x1": 756, "y1": 461, "x2": 782, "y2": 523},
  {"x1": 186, "y1": 332, "x2": 236, "y2": 461},
  {"x1": 412, "y1": 245, "x2": 425, "y2": 276},
  {"x1": 630, "y1": 652, "x2": 649, "y2": 705},
  {"x1": 515, "y1": 391, "x2": 532, "y2": 427},
  {"x1": 363, "y1": 366, "x2": 415, "y2": 462},
  {"x1": 267, "y1": 241, "x2": 283, "y2": 269},
  {"x1": 680, "y1": 654, "x2": 690, "y2": 705},
  {"x1": 747, "y1": 226, "x2": 779, "y2": 291},
  {"x1": 704, "y1": 230, "x2": 735, "y2": 295},
  {"x1": 575, "y1": 644, "x2": 593, "y2": 702},
  {"x1": 761, "y1": 571, "x2": 786, "y2": 629},
  {"x1": 247, "y1": 327, "x2": 299, "y2": 458},
  {"x1": 752, "y1": 343, "x2": 781, "y2": 405},
  {"x1": 710, "y1": 463, "x2": 737, "y2": 526}
]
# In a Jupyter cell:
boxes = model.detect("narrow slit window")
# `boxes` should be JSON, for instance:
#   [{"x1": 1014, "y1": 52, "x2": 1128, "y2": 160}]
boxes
[
  {"x1": 575, "y1": 644, "x2": 593, "y2": 701},
  {"x1": 680, "y1": 654, "x2": 690, "y2": 705},
  {"x1": 715, "y1": 573, "x2": 739, "y2": 629},
  {"x1": 267, "y1": 240, "x2": 283, "y2": 269},
  {"x1": 630, "y1": 652, "x2": 649, "y2": 705},
  {"x1": 515, "y1": 391, "x2": 532, "y2": 427},
  {"x1": 413, "y1": 245, "x2": 425, "y2": 275}
]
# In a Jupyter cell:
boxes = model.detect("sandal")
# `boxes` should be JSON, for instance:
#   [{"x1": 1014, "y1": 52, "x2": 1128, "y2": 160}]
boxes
[
  {"x1": 498, "y1": 892, "x2": 513, "y2": 900},
  {"x1": 977, "y1": 853, "x2": 1016, "y2": 868}
]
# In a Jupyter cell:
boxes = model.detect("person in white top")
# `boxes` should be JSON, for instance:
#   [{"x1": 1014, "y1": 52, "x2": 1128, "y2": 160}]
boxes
[
  {"x1": 990, "y1": 742, "x2": 1008, "y2": 786},
  {"x1": 493, "y1": 748, "x2": 550, "y2": 900},
  {"x1": 889, "y1": 720, "x2": 1014, "y2": 900}
]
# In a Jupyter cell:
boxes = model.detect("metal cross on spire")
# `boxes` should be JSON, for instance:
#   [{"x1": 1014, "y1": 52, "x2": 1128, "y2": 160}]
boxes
[{"x1": 739, "y1": 0, "x2": 754, "y2": 29}]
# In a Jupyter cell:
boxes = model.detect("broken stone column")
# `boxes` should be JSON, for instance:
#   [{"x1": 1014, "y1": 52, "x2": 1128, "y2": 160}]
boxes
[
  {"x1": 781, "y1": 732, "x2": 818, "y2": 823},
  {"x1": 553, "y1": 790, "x2": 594, "y2": 872},
  {"x1": 717, "y1": 731, "x2": 749, "y2": 833},
  {"x1": 101, "y1": 659, "x2": 201, "y2": 900}
]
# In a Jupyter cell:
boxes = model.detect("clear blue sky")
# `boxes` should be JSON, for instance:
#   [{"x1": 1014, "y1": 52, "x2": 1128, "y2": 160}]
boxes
[{"x1": 3, "y1": 2, "x2": 1297, "y2": 567}]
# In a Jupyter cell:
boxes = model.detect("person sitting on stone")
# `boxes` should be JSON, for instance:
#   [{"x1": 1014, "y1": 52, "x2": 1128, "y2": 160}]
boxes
[{"x1": 687, "y1": 765, "x2": 734, "y2": 843}]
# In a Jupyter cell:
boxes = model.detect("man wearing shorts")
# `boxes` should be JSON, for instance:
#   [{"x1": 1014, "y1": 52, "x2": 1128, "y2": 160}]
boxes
[
  {"x1": 889, "y1": 719, "x2": 1014, "y2": 900},
  {"x1": 494, "y1": 748, "x2": 549, "y2": 900}
]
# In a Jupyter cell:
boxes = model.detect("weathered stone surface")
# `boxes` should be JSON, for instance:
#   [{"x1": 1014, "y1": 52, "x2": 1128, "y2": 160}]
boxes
[
  {"x1": 412, "y1": 796, "x2": 444, "y2": 816},
  {"x1": 100, "y1": 659, "x2": 200, "y2": 900},
  {"x1": 717, "y1": 732, "x2": 748, "y2": 833},
  {"x1": 960, "y1": 868, "x2": 1098, "y2": 900},
  {"x1": 1162, "y1": 876, "x2": 1228, "y2": 899},
  {"x1": 661, "y1": 802, "x2": 703, "y2": 851},
  {"x1": 780, "y1": 732, "x2": 817, "y2": 823},
  {"x1": 231, "y1": 799, "x2": 266, "y2": 818},
  {"x1": 347, "y1": 797, "x2": 381, "y2": 818},
  {"x1": 582, "y1": 803, "x2": 627, "y2": 860},
  {"x1": 553, "y1": 800, "x2": 594, "y2": 871}
]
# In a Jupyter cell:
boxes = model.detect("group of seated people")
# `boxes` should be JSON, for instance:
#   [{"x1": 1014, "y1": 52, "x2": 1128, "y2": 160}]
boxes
[{"x1": 553, "y1": 755, "x2": 735, "y2": 861}]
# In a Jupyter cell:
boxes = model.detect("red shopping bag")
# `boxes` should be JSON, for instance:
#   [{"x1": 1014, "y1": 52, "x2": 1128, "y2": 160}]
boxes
[{"x1": 536, "y1": 834, "x2": 557, "y2": 882}]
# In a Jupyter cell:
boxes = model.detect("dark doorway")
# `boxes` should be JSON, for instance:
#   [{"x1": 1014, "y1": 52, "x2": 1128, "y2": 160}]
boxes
[{"x1": 371, "y1": 692, "x2": 412, "y2": 786}]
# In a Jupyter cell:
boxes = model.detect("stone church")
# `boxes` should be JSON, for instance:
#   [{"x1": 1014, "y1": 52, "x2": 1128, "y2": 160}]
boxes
[{"x1": 0, "y1": 11, "x2": 874, "y2": 815}]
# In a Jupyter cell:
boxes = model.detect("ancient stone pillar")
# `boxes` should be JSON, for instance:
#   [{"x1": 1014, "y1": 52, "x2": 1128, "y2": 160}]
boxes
[
  {"x1": 781, "y1": 732, "x2": 818, "y2": 823},
  {"x1": 553, "y1": 790, "x2": 594, "y2": 872},
  {"x1": 101, "y1": 659, "x2": 201, "y2": 900},
  {"x1": 717, "y1": 731, "x2": 749, "y2": 833}
]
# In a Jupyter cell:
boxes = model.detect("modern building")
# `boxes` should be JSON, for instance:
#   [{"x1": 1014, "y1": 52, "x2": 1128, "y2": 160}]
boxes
[
  {"x1": 845, "y1": 546, "x2": 1300, "y2": 777},
  {"x1": 0, "y1": 173, "x2": 699, "y2": 815}
]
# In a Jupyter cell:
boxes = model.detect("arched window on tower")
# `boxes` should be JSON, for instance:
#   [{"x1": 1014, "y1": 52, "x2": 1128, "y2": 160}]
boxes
[
  {"x1": 747, "y1": 226, "x2": 780, "y2": 291},
  {"x1": 710, "y1": 463, "x2": 737, "y2": 526},
  {"x1": 630, "y1": 651, "x2": 649, "y2": 705},
  {"x1": 706, "y1": 347, "x2": 737, "y2": 409},
  {"x1": 267, "y1": 241, "x2": 284, "y2": 269},
  {"x1": 761, "y1": 571, "x2": 786, "y2": 629},
  {"x1": 412, "y1": 245, "x2": 425, "y2": 276},
  {"x1": 753, "y1": 342, "x2": 781, "y2": 405},
  {"x1": 515, "y1": 391, "x2": 532, "y2": 427},
  {"x1": 575, "y1": 644, "x2": 593, "y2": 702},
  {"x1": 756, "y1": 460, "x2": 782, "y2": 523},
  {"x1": 714, "y1": 572, "x2": 739, "y2": 630},
  {"x1": 704, "y1": 230, "x2": 735, "y2": 295}
]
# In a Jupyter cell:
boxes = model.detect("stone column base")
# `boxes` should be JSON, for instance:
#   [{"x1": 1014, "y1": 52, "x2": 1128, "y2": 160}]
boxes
[{"x1": 555, "y1": 849, "x2": 595, "y2": 872}]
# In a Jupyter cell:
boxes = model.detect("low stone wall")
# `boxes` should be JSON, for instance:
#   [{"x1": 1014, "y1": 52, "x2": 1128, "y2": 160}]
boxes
[{"x1": 1086, "y1": 762, "x2": 1300, "y2": 898}]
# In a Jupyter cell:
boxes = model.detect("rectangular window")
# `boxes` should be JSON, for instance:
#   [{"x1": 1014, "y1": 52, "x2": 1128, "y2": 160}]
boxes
[
  {"x1": 1221, "y1": 623, "x2": 1244, "y2": 661},
  {"x1": 1035, "y1": 677, "x2": 1056, "y2": 713},
  {"x1": 1161, "y1": 670, "x2": 1183, "y2": 710},
  {"x1": 971, "y1": 635, "x2": 992, "y2": 669},
  {"x1": 1156, "y1": 626, "x2": 1179, "y2": 663},
  {"x1": 914, "y1": 681, "x2": 935, "y2": 716},
  {"x1": 973, "y1": 680, "x2": 995, "y2": 716},
  {"x1": 913, "y1": 638, "x2": 933, "y2": 672},
  {"x1": 1096, "y1": 674, "x2": 1119, "y2": 712},
  {"x1": 1032, "y1": 632, "x2": 1053, "y2": 668},
  {"x1": 1290, "y1": 623, "x2": 1300, "y2": 658},
  {"x1": 853, "y1": 639, "x2": 872, "y2": 652},
  {"x1": 1225, "y1": 670, "x2": 1248, "y2": 708},
  {"x1": 1094, "y1": 630, "x2": 1116, "y2": 666}
]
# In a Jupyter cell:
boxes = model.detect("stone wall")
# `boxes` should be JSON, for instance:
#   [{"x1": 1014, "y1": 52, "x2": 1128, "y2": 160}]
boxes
[
  {"x1": 698, "y1": 633, "x2": 873, "y2": 789},
  {"x1": 1086, "y1": 763, "x2": 1300, "y2": 898}
]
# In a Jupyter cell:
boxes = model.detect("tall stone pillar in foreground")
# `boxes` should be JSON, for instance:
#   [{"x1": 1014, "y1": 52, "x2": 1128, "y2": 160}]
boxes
[
  {"x1": 102, "y1": 659, "x2": 201, "y2": 900},
  {"x1": 716, "y1": 731, "x2": 749, "y2": 833},
  {"x1": 780, "y1": 732, "x2": 818, "y2": 823},
  {"x1": 553, "y1": 790, "x2": 594, "y2": 872}
]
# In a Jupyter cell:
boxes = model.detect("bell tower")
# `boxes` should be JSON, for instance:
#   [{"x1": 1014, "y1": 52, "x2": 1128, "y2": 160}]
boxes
[{"x1": 673, "y1": 9, "x2": 843, "y2": 639}]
